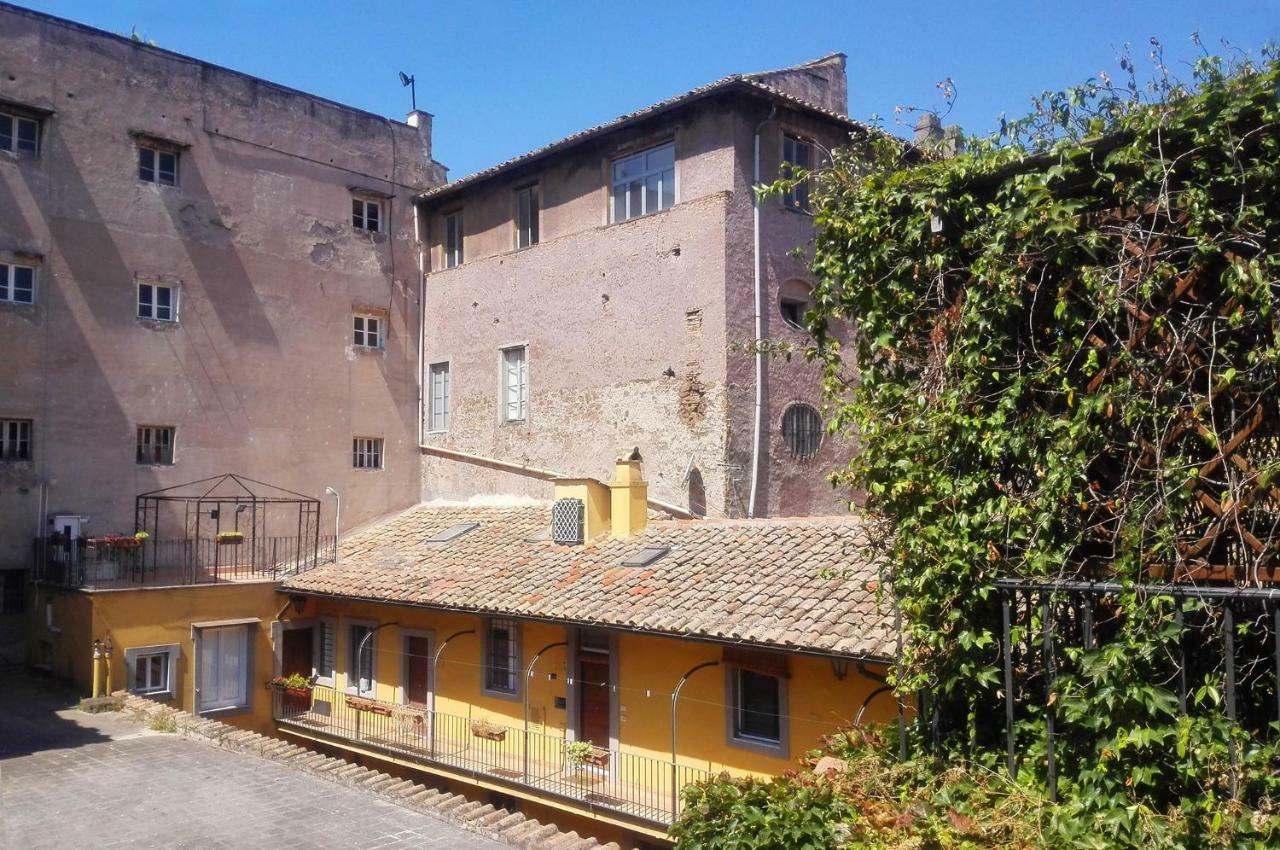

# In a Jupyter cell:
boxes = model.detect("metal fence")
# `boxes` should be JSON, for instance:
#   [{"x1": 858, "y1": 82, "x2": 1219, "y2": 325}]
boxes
[
  {"x1": 274, "y1": 684, "x2": 711, "y2": 825},
  {"x1": 34, "y1": 534, "x2": 336, "y2": 589}
]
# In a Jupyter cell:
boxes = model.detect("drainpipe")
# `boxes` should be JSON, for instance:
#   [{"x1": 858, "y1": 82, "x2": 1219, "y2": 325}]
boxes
[
  {"x1": 430, "y1": 630, "x2": 475, "y2": 756},
  {"x1": 747, "y1": 104, "x2": 777, "y2": 518},
  {"x1": 412, "y1": 201, "x2": 427, "y2": 446},
  {"x1": 523, "y1": 641, "x2": 567, "y2": 781},
  {"x1": 323, "y1": 487, "x2": 339, "y2": 564},
  {"x1": 670, "y1": 660, "x2": 720, "y2": 819}
]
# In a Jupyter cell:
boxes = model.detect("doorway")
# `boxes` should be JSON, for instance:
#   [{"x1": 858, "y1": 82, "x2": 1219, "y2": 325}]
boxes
[
  {"x1": 281, "y1": 627, "x2": 313, "y2": 678},
  {"x1": 576, "y1": 630, "x2": 613, "y2": 750},
  {"x1": 403, "y1": 633, "x2": 433, "y2": 709}
]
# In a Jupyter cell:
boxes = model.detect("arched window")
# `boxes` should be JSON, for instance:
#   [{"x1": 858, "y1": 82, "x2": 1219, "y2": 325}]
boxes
[
  {"x1": 778, "y1": 279, "x2": 812, "y2": 332},
  {"x1": 781, "y1": 404, "x2": 823, "y2": 460}
]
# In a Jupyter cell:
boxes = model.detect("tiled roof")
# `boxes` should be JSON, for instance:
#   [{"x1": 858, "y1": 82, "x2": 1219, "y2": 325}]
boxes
[
  {"x1": 417, "y1": 70, "x2": 877, "y2": 203},
  {"x1": 283, "y1": 504, "x2": 895, "y2": 661}
]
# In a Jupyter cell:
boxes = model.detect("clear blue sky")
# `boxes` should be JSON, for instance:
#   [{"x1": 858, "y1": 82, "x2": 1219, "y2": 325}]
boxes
[{"x1": 19, "y1": 1, "x2": 1280, "y2": 179}]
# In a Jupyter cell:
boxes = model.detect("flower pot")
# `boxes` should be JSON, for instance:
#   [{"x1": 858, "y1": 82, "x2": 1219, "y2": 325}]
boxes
[
  {"x1": 582, "y1": 747, "x2": 610, "y2": 769},
  {"x1": 217, "y1": 535, "x2": 244, "y2": 546},
  {"x1": 279, "y1": 686, "x2": 312, "y2": 714}
]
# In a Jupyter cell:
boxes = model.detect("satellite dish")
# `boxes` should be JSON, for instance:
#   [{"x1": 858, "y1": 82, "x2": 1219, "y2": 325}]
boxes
[{"x1": 398, "y1": 71, "x2": 413, "y2": 87}]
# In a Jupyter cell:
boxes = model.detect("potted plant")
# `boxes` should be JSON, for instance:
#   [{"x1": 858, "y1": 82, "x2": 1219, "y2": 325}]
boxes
[
  {"x1": 216, "y1": 530, "x2": 244, "y2": 546},
  {"x1": 469, "y1": 718, "x2": 507, "y2": 742},
  {"x1": 268, "y1": 673, "x2": 313, "y2": 714},
  {"x1": 565, "y1": 740, "x2": 609, "y2": 773}
]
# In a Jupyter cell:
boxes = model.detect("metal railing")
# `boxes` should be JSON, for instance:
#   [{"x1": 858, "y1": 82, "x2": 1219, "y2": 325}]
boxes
[
  {"x1": 33, "y1": 535, "x2": 336, "y2": 589},
  {"x1": 273, "y1": 684, "x2": 712, "y2": 826}
]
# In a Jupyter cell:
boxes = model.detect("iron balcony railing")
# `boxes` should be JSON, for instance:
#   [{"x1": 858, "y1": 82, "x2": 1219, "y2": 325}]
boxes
[
  {"x1": 272, "y1": 684, "x2": 712, "y2": 826},
  {"x1": 33, "y1": 534, "x2": 336, "y2": 589}
]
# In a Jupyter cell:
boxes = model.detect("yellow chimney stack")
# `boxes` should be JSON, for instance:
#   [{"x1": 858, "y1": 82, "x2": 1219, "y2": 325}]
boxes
[{"x1": 608, "y1": 448, "x2": 648, "y2": 539}]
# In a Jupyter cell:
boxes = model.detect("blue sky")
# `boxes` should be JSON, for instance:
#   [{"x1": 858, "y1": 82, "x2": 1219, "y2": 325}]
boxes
[{"x1": 19, "y1": 1, "x2": 1280, "y2": 179}]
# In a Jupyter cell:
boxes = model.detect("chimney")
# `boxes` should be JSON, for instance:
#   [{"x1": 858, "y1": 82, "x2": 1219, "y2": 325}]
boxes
[
  {"x1": 405, "y1": 109, "x2": 433, "y2": 162},
  {"x1": 550, "y1": 477, "x2": 610, "y2": 543},
  {"x1": 608, "y1": 448, "x2": 648, "y2": 539},
  {"x1": 914, "y1": 113, "x2": 943, "y2": 148}
]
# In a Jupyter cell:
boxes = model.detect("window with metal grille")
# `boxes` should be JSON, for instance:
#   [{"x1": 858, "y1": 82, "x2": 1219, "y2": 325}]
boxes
[
  {"x1": 0, "y1": 112, "x2": 40, "y2": 155},
  {"x1": 781, "y1": 403, "x2": 822, "y2": 460},
  {"x1": 0, "y1": 262, "x2": 36, "y2": 304},
  {"x1": 352, "y1": 198, "x2": 381, "y2": 232},
  {"x1": 0, "y1": 570, "x2": 24, "y2": 615},
  {"x1": 352, "y1": 313, "x2": 382, "y2": 348},
  {"x1": 733, "y1": 668, "x2": 783, "y2": 744},
  {"x1": 501, "y1": 346, "x2": 527, "y2": 422},
  {"x1": 444, "y1": 212, "x2": 463, "y2": 268},
  {"x1": 138, "y1": 145, "x2": 178, "y2": 185},
  {"x1": 428, "y1": 362, "x2": 450, "y2": 431},
  {"x1": 0, "y1": 419, "x2": 32, "y2": 461},
  {"x1": 137, "y1": 281, "x2": 178, "y2": 322},
  {"x1": 136, "y1": 426, "x2": 175, "y2": 465},
  {"x1": 611, "y1": 142, "x2": 675, "y2": 223},
  {"x1": 352, "y1": 437, "x2": 383, "y2": 470},
  {"x1": 515, "y1": 184, "x2": 540, "y2": 248},
  {"x1": 485, "y1": 618, "x2": 519, "y2": 695},
  {"x1": 782, "y1": 135, "x2": 812, "y2": 211}
]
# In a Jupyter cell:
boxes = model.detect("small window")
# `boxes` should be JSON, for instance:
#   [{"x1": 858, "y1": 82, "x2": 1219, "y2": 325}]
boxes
[
  {"x1": 501, "y1": 346, "x2": 527, "y2": 423},
  {"x1": 484, "y1": 618, "x2": 520, "y2": 695},
  {"x1": 782, "y1": 135, "x2": 812, "y2": 211},
  {"x1": 352, "y1": 437, "x2": 383, "y2": 470},
  {"x1": 428, "y1": 362, "x2": 450, "y2": 432},
  {"x1": 137, "y1": 281, "x2": 178, "y2": 322},
  {"x1": 732, "y1": 668, "x2": 783, "y2": 745},
  {"x1": 352, "y1": 313, "x2": 383, "y2": 349},
  {"x1": 781, "y1": 403, "x2": 822, "y2": 460},
  {"x1": 0, "y1": 570, "x2": 24, "y2": 615},
  {"x1": 0, "y1": 262, "x2": 37, "y2": 304},
  {"x1": 126, "y1": 644, "x2": 179, "y2": 698},
  {"x1": 515, "y1": 184, "x2": 540, "y2": 248},
  {"x1": 611, "y1": 142, "x2": 675, "y2": 223},
  {"x1": 0, "y1": 112, "x2": 40, "y2": 156},
  {"x1": 136, "y1": 426, "x2": 175, "y2": 465},
  {"x1": 313, "y1": 618, "x2": 336, "y2": 685},
  {"x1": 352, "y1": 197, "x2": 382, "y2": 232},
  {"x1": 349, "y1": 623, "x2": 376, "y2": 696},
  {"x1": 779, "y1": 299, "x2": 805, "y2": 330},
  {"x1": 444, "y1": 212, "x2": 463, "y2": 268},
  {"x1": 138, "y1": 145, "x2": 178, "y2": 186},
  {"x1": 0, "y1": 419, "x2": 32, "y2": 461}
]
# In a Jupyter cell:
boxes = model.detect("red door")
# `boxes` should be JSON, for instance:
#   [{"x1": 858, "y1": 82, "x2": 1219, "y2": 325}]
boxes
[
  {"x1": 578, "y1": 655, "x2": 611, "y2": 747},
  {"x1": 406, "y1": 636, "x2": 432, "y2": 708},
  {"x1": 282, "y1": 627, "x2": 313, "y2": 677}
]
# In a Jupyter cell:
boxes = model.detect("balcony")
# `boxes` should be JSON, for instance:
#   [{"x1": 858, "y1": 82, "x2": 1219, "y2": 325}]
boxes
[
  {"x1": 34, "y1": 535, "x2": 336, "y2": 590},
  {"x1": 273, "y1": 684, "x2": 712, "y2": 827}
]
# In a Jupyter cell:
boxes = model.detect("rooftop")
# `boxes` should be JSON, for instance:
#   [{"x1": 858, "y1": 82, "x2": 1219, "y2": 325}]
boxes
[{"x1": 283, "y1": 503, "x2": 895, "y2": 661}]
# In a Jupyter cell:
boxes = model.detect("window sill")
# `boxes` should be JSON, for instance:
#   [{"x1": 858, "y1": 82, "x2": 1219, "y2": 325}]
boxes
[
  {"x1": 136, "y1": 318, "x2": 180, "y2": 329},
  {"x1": 198, "y1": 703, "x2": 251, "y2": 718},
  {"x1": 500, "y1": 419, "x2": 527, "y2": 427},
  {"x1": 136, "y1": 462, "x2": 176, "y2": 468},
  {"x1": 352, "y1": 345, "x2": 385, "y2": 354},
  {"x1": 352, "y1": 467, "x2": 385, "y2": 473},
  {"x1": 132, "y1": 689, "x2": 175, "y2": 701},
  {"x1": 727, "y1": 733, "x2": 788, "y2": 759},
  {"x1": 0, "y1": 299, "x2": 36, "y2": 308},
  {"x1": 481, "y1": 687, "x2": 521, "y2": 702}
]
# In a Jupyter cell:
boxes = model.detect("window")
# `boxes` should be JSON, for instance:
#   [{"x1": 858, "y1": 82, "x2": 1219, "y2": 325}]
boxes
[
  {"x1": 444, "y1": 212, "x2": 463, "y2": 269},
  {"x1": 515, "y1": 184, "x2": 540, "y2": 248},
  {"x1": 136, "y1": 426, "x2": 175, "y2": 465},
  {"x1": 484, "y1": 618, "x2": 519, "y2": 695},
  {"x1": 428, "y1": 362, "x2": 450, "y2": 432},
  {"x1": 732, "y1": 668, "x2": 783, "y2": 746},
  {"x1": 137, "y1": 281, "x2": 178, "y2": 322},
  {"x1": 0, "y1": 419, "x2": 32, "y2": 461},
  {"x1": 352, "y1": 197, "x2": 382, "y2": 232},
  {"x1": 781, "y1": 403, "x2": 822, "y2": 460},
  {"x1": 782, "y1": 135, "x2": 812, "y2": 211},
  {"x1": 197, "y1": 625, "x2": 249, "y2": 713},
  {"x1": 313, "y1": 618, "x2": 336, "y2": 685},
  {"x1": 501, "y1": 346, "x2": 527, "y2": 423},
  {"x1": 138, "y1": 145, "x2": 178, "y2": 186},
  {"x1": 779, "y1": 299, "x2": 805, "y2": 330},
  {"x1": 352, "y1": 437, "x2": 383, "y2": 470},
  {"x1": 128, "y1": 647, "x2": 176, "y2": 697},
  {"x1": 611, "y1": 142, "x2": 675, "y2": 222},
  {"x1": 348, "y1": 624, "x2": 375, "y2": 696},
  {"x1": 0, "y1": 262, "x2": 36, "y2": 305},
  {"x1": 0, "y1": 570, "x2": 24, "y2": 615},
  {"x1": 352, "y1": 313, "x2": 383, "y2": 349},
  {"x1": 0, "y1": 112, "x2": 40, "y2": 155}
]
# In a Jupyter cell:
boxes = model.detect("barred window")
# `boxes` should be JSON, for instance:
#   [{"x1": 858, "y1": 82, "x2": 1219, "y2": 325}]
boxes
[
  {"x1": 0, "y1": 419, "x2": 32, "y2": 461},
  {"x1": 352, "y1": 437, "x2": 383, "y2": 470},
  {"x1": 136, "y1": 426, "x2": 175, "y2": 465},
  {"x1": 781, "y1": 404, "x2": 822, "y2": 460},
  {"x1": 484, "y1": 618, "x2": 519, "y2": 694}
]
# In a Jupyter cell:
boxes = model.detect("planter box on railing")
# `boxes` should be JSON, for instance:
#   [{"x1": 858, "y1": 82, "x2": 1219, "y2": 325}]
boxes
[
  {"x1": 345, "y1": 695, "x2": 393, "y2": 716},
  {"x1": 469, "y1": 719, "x2": 507, "y2": 742}
]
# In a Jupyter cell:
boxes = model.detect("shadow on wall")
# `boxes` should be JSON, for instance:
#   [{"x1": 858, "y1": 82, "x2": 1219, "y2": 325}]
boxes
[{"x1": 687, "y1": 466, "x2": 706, "y2": 517}]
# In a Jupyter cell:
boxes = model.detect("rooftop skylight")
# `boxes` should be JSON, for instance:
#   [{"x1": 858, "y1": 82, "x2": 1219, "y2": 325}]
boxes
[
  {"x1": 621, "y1": 545, "x2": 671, "y2": 568},
  {"x1": 423, "y1": 522, "x2": 480, "y2": 546}
]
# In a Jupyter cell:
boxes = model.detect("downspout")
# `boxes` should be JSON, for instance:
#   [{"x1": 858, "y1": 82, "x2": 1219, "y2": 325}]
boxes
[
  {"x1": 523, "y1": 641, "x2": 567, "y2": 781},
  {"x1": 413, "y1": 201, "x2": 427, "y2": 446},
  {"x1": 747, "y1": 104, "x2": 776, "y2": 518}
]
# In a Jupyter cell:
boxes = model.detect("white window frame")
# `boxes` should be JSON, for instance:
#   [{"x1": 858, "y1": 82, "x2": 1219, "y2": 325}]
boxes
[
  {"x1": 195, "y1": 624, "x2": 252, "y2": 715},
  {"x1": 610, "y1": 141, "x2": 676, "y2": 223},
  {"x1": 138, "y1": 144, "x2": 179, "y2": 186},
  {"x1": 125, "y1": 643, "x2": 180, "y2": 699},
  {"x1": 352, "y1": 313, "x2": 384, "y2": 349},
  {"x1": 0, "y1": 419, "x2": 32, "y2": 462},
  {"x1": 136, "y1": 425, "x2": 176, "y2": 466},
  {"x1": 352, "y1": 436, "x2": 383, "y2": 470},
  {"x1": 500, "y1": 345, "x2": 527, "y2": 424},
  {"x1": 443, "y1": 211, "x2": 463, "y2": 269},
  {"x1": 345, "y1": 619, "x2": 378, "y2": 697},
  {"x1": 781, "y1": 134, "x2": 813, "y2": 211},
  {"x1": 0, "y1": 261, "x2": 37, "y2": 304},
  {"x1": 137, "y1": 281, "x2": 179, "y2": 322},
  {"x1": 515, "y1": 184, "x2": 540, "y2": 249},
  {"x1": 352, "y1": 197, "x2": 382, "y2": 233},
  {"x1": 726, "y1": 665, "x2": 789, "y2": 757},
  {"x1": 428, "y1": 361, "x2": 451, "y2": 433},
  {"x1": 0, "y1": 111, "x2": 40, "y2": 156},
  {"x1": 482, "y1": 617, "x2": 521, "y2": 699}
]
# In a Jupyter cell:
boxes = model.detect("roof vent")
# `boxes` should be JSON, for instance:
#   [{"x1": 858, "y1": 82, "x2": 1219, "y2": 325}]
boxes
[
  {"x1": 423, "y1": 522, "x2": 479, "y2": 546},
  {"x1": 551, "y1": 498, "x2": 584, "y2": 545},
  {"x1": 621, "y1": 545, "x2": 671, "y2": 568}
]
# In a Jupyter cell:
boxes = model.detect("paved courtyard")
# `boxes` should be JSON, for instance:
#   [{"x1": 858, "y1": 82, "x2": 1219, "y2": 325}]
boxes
[{"x1": 0, "y1": 673, "x2": 506, "y2": 850}]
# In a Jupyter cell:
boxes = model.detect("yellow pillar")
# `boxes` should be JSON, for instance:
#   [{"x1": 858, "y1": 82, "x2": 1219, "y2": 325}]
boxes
[{"x1": 91, "y1": 639, "x2": 105, "y2": 698}]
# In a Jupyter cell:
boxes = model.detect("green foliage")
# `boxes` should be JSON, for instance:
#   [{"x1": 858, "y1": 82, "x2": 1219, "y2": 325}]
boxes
[
  {"x1": 672, "y1": 773, "x2": 856, "y2": 850},
  {"x1": 149, "y1": 711, "x2": 178, "y2": 733}
]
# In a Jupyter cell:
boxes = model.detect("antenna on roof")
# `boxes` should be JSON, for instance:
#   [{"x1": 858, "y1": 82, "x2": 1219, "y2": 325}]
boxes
[{"x1": 398, "y1": 71, "x2": 416, "y2": 112}]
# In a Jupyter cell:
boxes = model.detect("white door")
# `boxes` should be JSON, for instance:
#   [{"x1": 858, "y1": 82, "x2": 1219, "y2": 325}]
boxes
[{"x1": 199, "y1": 626, "x2": 248, "y2": 712}]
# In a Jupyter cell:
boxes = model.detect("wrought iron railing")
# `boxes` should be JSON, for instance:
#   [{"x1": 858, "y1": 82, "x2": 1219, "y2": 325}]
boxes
[
  {"x1": 273, "y1": 684, "x2": 712, "y2": 826},
  {"x1": 33, "y1": 534, "x2": 336, "y2": 589}
]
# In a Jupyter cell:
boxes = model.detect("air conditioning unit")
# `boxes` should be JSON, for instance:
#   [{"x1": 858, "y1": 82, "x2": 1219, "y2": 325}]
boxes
[{"x1": 551, "y1": 498, "x2": 585, "y2": 545}]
